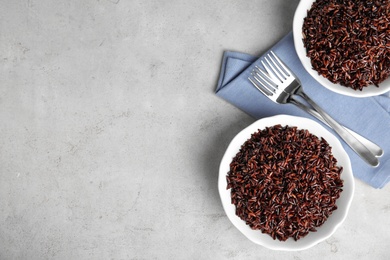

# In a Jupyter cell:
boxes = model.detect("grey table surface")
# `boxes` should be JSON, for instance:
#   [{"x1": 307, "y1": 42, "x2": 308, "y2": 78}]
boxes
[{"x1": 1, "y1": 0, "x2": 389, "y2": 259}]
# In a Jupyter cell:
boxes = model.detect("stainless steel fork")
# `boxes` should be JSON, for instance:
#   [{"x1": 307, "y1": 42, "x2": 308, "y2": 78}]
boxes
[{"x1": 248, "y1": 51, "x2": 381, "y2": 167}]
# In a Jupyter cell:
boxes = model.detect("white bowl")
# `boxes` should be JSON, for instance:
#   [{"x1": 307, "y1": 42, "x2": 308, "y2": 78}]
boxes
[
  {"x1": 218, "y1": 115, "x2": 355, "y2": 251},
  {"x1": 293, "y1": 0, "x2": 390, "y2": 97}
]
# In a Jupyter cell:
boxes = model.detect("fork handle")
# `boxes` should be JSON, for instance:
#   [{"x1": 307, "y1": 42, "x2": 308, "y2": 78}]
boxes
[
  {"x1": 290, "y1": 99, "x2": 383, "y2": 157},
  {"x1": 296, "y1": 92, "x2": 380, "y2": 167}
]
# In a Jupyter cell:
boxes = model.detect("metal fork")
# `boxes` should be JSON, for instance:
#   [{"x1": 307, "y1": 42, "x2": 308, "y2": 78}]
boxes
[{"x1": 248, "y1": 51, "x2": 381, "y2": 167}]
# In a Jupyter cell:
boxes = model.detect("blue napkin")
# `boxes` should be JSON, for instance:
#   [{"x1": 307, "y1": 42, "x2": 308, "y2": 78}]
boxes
[{"x1": 216, "y1": 32, "x2": 390, "y2": 189}]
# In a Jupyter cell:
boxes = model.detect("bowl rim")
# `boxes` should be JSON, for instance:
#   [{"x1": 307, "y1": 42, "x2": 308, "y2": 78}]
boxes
[
  {"x1": 218, "y1": 115, "x2": 355, "y2": 251},
  {"x1": 292, "y1": 0, "x2": 390, "y2": 97}
]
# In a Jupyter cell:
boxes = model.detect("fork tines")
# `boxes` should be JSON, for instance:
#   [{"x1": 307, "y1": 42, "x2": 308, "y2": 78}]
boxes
[
  {"x1": 263, "y1": 51, "x2": 291, "y2": 82},
  {"x1": 248, "y1": 51, "x2": 293, "y2": 97},
  {"x1": 249, "y1": 65, "x2": 276, "y2": 96}
]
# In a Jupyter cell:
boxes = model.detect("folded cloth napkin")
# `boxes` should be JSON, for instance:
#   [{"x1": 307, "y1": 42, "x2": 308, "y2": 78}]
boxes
[{"x1": 216, "y1": 32, "x2": 390, "y2": 189}]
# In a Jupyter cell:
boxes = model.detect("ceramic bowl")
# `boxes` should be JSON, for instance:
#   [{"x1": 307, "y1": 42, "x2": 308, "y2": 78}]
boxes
[
  {"x1": 218, "y1": 115, "x2": 354, "y2": 251},
  {"x1": 293, "y1": 0, "x2": 390, "y2": 97}
]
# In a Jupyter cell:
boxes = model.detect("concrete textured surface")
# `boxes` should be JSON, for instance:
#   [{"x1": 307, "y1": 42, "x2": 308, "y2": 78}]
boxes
[{"x1": 1, "y1": 0, "x2": 389, "y2": 259}]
